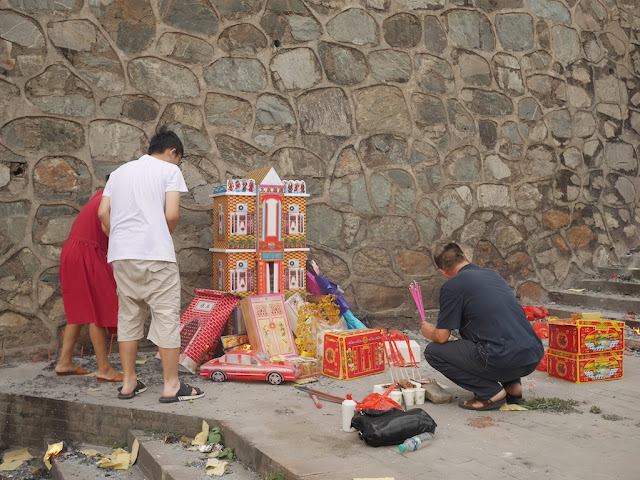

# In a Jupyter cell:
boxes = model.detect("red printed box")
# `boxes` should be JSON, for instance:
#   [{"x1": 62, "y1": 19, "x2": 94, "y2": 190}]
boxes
[
  {"x1": 547, "y1": 349, "x2": 623, "y2": 384},
  {"x1": 322, "y1": 329, "x2": 385, "y2": 380},
  {"x1": 178, "y1": 289, "x2": 239, "y2": 373},
  {"x1": 549, "y1": 314, "x2": 624, "y2": 355}
]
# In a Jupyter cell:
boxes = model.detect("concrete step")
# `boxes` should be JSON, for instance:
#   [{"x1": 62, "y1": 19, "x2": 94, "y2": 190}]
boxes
[
  {"x1": 575, "y1": 278, "x2": 640, "y2": 296},
  {"x1": 127, "y1": 429, "x2": 259, "y2": 480},
  {"x1": 51, "y1": 443, "x2": 149, "y2": 480},
  {"x1": 544, "y1": 303, "x2": 628, "y2": 322},
  {"x1": 547, "y1": 289, "x2": 640, "y2": 315},
  {"x1": 598, "y1": 266, "x2": 640, "y2": 280},
  {"x1": 545, "y1": 303, "x2": 640, "y2": 349}
]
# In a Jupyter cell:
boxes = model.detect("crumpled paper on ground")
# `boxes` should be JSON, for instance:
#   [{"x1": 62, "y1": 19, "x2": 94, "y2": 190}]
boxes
[
  {"x1": 0, "y1": 448, "x2": 34, "y2": 471},
  {"x1": 499, "y1": 404, "x2": 529, "y2": 411},
  {"x1": 192, "y1": 420, "x2": 210, "y2": 446},
  {"x1": 96, "y1": 448, "x2": 130, "y2": 470},
  {"x1": 44, "y1": 442, "x2": 63, "y2": 470},
  {"x1": 206, "y1": 458, "x2": 228, "y2": 476}
]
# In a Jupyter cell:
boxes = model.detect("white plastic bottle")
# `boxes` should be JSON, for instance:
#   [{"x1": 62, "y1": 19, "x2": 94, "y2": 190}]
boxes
[
  {"x1": 341, "y1": 394, "x2": 357, "y2": 432},
  {"x1": 398, "y1": 432, "x2": 434, "y2": 452}
]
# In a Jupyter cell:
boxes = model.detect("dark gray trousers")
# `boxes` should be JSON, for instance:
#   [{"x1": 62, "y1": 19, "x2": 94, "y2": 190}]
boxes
[{"x1": 424, "y1": 339, "x2": 539, "y2": 401}]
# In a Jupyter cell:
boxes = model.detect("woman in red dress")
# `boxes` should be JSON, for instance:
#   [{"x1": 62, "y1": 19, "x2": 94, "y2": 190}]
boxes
[{"x1": 55, "y1": 190, "x2": 122, "y2": 382}]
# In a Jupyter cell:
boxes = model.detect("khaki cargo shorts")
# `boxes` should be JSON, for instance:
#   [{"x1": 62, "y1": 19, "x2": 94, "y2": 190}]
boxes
[{"x1": 112, "y1": 260, "x2": 181, "y2": 349}]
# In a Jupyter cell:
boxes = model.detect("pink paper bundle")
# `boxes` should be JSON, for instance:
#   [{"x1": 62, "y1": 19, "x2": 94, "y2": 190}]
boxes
[{"x1": 409, "y1": 281, "x2": 425, "y2": 323}]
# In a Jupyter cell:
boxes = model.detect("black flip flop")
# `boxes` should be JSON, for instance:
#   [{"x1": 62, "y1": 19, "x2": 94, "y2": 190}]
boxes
[
  {"x1": 159, "y1": 381, "x2": 205, "y2": 403},
  {"x1": 506, "y1": 394, "x2": 525, "y2": 405},
  {"x1": 117, "y1": 380, "x2": 147, "y2": 400}
]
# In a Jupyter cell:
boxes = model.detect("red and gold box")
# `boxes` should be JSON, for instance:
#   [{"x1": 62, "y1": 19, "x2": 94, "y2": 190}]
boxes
[
  {"x1": 547, "y1": 349, "x2": 623, "y2": 384},
  {"x1": 322, "y1": 329, "x2": 385, "y2": 380},
  {"x1": 549, "y1": 314, "x2": 625, "y2": 355}
]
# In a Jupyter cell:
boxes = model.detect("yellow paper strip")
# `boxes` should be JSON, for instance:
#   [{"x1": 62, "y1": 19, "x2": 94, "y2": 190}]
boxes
[
  {"x1": 192, "y1": 420, "x2": 210, "y2": 446},
  {"x1": 97, "y1": 448, "x2": 131, "y2": 471},
  {"x1": 130, "y1": 439, "x2": 139, "y2": 466},
  {"x1": 206, "y1": 458, "x2": 228, "y2": 476},
  {"x1": 0, "y1": 448, "x2": 35, "y2": 472},
  {"x1": 43, "y1": 442, "x2": 63, "y2": 470},
  {"x1": 499, "y1": 404, "x2": 529, "y2": 411}
]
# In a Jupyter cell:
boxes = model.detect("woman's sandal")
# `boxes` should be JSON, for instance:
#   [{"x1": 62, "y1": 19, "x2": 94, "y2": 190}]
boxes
[{"x1": 459, "y1": 396, "x2": 506, "y2": 411}]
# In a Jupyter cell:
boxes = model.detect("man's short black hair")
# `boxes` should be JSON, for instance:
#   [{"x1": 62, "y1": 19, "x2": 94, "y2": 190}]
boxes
[
  {"x1": 148, "y1": 126, "x2": 184, "y2": 157},
  {"x1": 433, "y1": 243, "x2": 466, "y2": 271}
]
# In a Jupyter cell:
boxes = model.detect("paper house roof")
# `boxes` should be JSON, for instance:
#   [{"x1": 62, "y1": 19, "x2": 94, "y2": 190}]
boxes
[{"x1": 247, "y1": 167, "x2": 283, "y2": 186}]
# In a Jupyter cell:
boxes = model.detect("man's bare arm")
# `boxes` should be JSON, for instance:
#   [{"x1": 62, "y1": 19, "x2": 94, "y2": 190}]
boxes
[
  {"x1": 421, "y1": 322, "x2": 451, "y2": 344},
  {"x1": 165, "y1": 191, "x2": 181, "y2": 234},
  {"x1": 97, "y1": 196, "x2": 111, "y2": 236}
]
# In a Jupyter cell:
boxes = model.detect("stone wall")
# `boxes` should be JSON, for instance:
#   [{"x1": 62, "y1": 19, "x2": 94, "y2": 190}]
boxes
[{"x1": 1, "y1": 0, "x2": 639, "y2": 356}]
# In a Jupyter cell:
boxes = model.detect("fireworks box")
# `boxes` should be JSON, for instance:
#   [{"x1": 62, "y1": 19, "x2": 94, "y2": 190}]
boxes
[
  {"x1": 178, "y1": 289, "x2": 239, "y2": 373},
  {"x1": 548, "y1": 313, "x2": 625, "y2": 355},
  {"x1": 322, "y1": 329, "x2": 385, "y2": 380},
  {"x1": 547, "y1": 349, "x2": 623, "y2": 384}
]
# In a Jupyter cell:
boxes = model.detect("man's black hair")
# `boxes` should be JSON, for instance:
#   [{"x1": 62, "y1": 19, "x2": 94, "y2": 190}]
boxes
[
  {"x1": 148, "y1": 126, "x2": 184, "y2": 157},
  {"x1": 433, "y1": 243, "x2": 466, "y2": 271}
]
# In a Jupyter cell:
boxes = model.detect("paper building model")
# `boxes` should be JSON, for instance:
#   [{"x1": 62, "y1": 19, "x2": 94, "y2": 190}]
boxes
[{"x1": 211, "y1": 167, "x2": 309, "y2": 299}]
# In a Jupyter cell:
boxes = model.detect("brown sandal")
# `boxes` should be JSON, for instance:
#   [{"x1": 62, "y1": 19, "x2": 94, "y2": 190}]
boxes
[
  {"x1": 97, "y1": 372, "x2": 124, "y2": 383},
  {"x1": 459, "y1": 396, "x2": 506, "y2": 411}
]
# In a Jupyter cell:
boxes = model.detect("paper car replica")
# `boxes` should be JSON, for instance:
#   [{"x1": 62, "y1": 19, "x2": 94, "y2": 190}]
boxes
[{"x1": 200, "y1": 349, "x2": 301, "y2": 385}]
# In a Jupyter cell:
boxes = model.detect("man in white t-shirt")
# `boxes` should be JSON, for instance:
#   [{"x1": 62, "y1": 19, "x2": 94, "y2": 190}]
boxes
[{"x1": 98, "y1": 127, "x2": 204, "y2": 403}]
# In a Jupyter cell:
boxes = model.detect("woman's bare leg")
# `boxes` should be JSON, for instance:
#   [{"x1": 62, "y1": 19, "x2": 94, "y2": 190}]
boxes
[
  {"x1": 55, "y1": 324, "x2": 83, "y2": 374},
  {"x1": 90, "y1": 324, "x2": 121, "y2": 381}
]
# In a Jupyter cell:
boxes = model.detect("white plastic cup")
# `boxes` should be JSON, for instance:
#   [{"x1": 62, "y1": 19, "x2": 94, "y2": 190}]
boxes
[
  {"x1": 415, "y1": 387, "x2": 426, "y2": 405},
  {"x1": 373, "y1": 384, "x2": 386, "y2": 395},
  {"x1": 402, "y1": 388, "x2": 416, "y2": 406},
  {"x1": 389, "y1": 389, "x2": 403, "y2": 406}
]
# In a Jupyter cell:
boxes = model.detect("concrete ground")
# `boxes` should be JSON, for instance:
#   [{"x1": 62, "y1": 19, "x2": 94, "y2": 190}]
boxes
[{"x1": 1, "y1": 337, "x2": 639, "y2": 480}]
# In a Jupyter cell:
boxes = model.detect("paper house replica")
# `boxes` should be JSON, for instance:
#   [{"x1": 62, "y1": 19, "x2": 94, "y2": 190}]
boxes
[{"x1": 211, "y1": 167, "x2": 309, "y2": 298}]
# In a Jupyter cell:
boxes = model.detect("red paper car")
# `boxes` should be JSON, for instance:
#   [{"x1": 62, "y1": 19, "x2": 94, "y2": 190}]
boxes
[{"x1": 200, "y1": 350, "x2": 301, "y2": 385}]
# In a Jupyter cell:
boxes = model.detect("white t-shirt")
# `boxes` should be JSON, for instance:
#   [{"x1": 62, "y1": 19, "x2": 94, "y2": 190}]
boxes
[{"x1": 103, "y1": 154, "x2": 188, "y2": 263}]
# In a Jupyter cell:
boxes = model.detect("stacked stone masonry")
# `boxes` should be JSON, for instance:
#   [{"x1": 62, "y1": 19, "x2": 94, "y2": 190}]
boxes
[{"x1": 0, "y1": 0, "x2": 639, "y2": 356}]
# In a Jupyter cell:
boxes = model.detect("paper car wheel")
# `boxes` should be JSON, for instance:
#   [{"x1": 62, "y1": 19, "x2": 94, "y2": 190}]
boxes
[
  {"x1": 210, "y1": 371, "x2": 226, "y2": 382},
  {"x1": 267, "y1": 372, "x2": 283, "y2": 385}
]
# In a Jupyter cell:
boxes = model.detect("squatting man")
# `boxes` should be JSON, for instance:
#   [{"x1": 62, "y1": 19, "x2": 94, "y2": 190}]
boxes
[{"x1": 421, "y1": 243, "x2": 544, "y2": 411}]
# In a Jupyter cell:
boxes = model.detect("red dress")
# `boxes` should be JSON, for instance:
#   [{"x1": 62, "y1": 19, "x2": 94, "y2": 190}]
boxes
[{"x1": 59, "y1": 190, "x2": 117, "y2": 332}]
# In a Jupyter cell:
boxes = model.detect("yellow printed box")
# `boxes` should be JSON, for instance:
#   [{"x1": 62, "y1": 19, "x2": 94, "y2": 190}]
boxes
[
  {"x1": 548, "y1": 315, "x2": 625, "y2": 355},
  {"x1": 547, "y1": 349, "x2": 623, "y2": 384},
  {"x1": 322, "y1": 329, "x2": 385, "y2": 380}
]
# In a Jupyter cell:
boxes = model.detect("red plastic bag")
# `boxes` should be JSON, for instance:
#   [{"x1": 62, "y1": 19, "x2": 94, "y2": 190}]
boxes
[
  {"x1": 522, "y1": 305, "x2": 550, "y2": 320},
  {"x1": 531, "y1": 320, "x2": 549, "y2": 339},
  {"x1": 356, "y1": 382, "x2": 402, "y2": 412},
  {"x1": 536, "y1": 350, "x2": 548, "y2": 371},
  {"x1": 522, "y1": 305, "x2": 535, "y2": 321}
]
